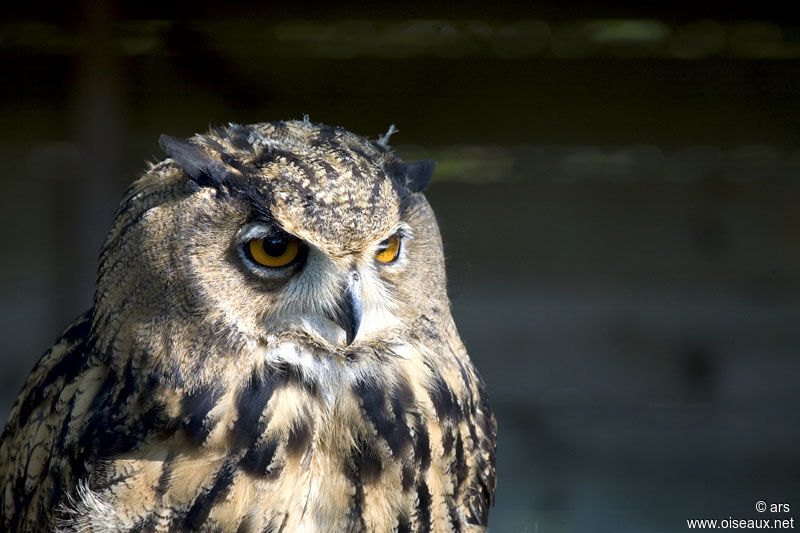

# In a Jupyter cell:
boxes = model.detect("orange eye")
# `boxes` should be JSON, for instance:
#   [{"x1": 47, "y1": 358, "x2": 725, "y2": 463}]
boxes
[
  {"x1": 248, "y1": 236, "x2": 300, "y2": 268},
  {"x1": 375, "y1": 234, "x2": 401, "y2": 263}
]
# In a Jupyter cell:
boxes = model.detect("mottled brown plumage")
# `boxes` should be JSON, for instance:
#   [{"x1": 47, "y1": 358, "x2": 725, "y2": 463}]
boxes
[{"x1": 0, "y1": 120, "x2": 496, "y2": 532}]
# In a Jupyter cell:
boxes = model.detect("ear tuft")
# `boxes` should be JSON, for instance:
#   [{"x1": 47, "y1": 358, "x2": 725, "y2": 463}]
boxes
[
  {"x1": 159, "y1": 134, "x2": 235, "y2": 189},
  {"x1": 405, "y1": 159, "x2": 436, "y2": 193}
]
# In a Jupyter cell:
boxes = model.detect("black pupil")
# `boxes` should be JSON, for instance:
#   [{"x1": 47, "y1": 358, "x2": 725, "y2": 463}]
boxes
[{"x1": 262, "y1": 237, "x2": 288, "y2": 257}]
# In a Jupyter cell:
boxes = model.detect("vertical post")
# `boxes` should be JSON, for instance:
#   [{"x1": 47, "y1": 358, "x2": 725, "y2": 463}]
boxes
[{"x1": 56, "y1": 0, "x2": 127, "y2": 325}]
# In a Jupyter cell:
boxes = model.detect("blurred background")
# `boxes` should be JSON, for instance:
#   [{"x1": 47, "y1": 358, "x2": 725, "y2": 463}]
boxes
[{"x1": 2, "y1": 2, "x2": 799, "y2": 531}]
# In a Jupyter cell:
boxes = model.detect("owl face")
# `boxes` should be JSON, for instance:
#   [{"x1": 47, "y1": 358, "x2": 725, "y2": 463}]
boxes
[{"x1": 94, "y1": 121, "x2": 444, "y2": 387}]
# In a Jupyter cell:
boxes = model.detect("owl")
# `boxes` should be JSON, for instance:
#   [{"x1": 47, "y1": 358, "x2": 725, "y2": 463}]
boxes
[{"x1": 0, "y1": 120, "x2": 496, "y2": 532}]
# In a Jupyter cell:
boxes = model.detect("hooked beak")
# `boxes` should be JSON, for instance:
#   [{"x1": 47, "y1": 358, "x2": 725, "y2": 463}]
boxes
[{"x1": 327, "y1": 270, "x2": 362, "y2": 345}]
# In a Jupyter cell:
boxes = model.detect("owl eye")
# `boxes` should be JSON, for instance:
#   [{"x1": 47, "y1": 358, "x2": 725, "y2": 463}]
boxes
[
  {"x1": 375, "y1": 234, "x2": 401, "y2": 263},
  {"x1": 247, "y1": 235, "x2": 300, "y2": 268}
]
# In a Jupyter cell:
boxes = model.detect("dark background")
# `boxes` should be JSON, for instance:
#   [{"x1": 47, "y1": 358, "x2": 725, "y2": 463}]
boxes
[{"x1": 2, "y1": 2, "x2": 799, "y2": 531}]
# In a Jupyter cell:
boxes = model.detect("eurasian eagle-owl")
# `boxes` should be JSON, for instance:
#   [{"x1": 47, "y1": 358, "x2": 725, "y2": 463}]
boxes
[{"x1": 0, "y1": 120, "x2": 496, "y2": 532}]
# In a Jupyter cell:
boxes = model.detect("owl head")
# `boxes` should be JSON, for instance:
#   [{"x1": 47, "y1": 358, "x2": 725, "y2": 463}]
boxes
[{"x1": 92, "y1": 120, "x2": 449, "y2": 388}]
